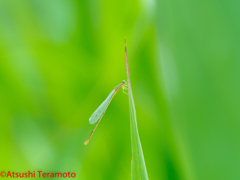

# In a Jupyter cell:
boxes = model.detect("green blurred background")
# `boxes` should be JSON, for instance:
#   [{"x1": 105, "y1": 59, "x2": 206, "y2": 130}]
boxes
[{"x1": 0, "y1": 0, "x2": 239, "y2": 180}]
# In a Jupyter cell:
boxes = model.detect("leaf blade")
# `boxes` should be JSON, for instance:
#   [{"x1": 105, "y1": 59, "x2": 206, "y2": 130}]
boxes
[{"x1": 125, "y1": 39, "x2": 149, "y2": 180}]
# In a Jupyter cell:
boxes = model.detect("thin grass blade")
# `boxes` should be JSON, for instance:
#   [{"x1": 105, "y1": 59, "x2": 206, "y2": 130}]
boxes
[{"x1": 125, "y1": 39, "x2": 149, "y2": 180}]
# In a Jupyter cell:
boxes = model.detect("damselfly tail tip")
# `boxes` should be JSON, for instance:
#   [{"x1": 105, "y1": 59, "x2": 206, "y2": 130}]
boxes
[{"x1": 84, "y1": 139, "x2": 89, "y2": 145}]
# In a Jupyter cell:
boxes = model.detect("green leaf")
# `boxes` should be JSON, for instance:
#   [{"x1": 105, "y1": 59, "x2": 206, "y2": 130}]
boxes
[{"x1": 125, "y1": 39, "x2": 149, "y2": 180}]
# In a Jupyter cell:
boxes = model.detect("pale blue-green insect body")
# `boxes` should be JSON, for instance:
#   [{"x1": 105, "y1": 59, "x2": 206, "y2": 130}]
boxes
[
  {"x1": 89, "y1": 89, "x2": 115, "y2": 124},
  {"x1": 84, "y1": 80, "x2": 127, "y2": 145}
]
